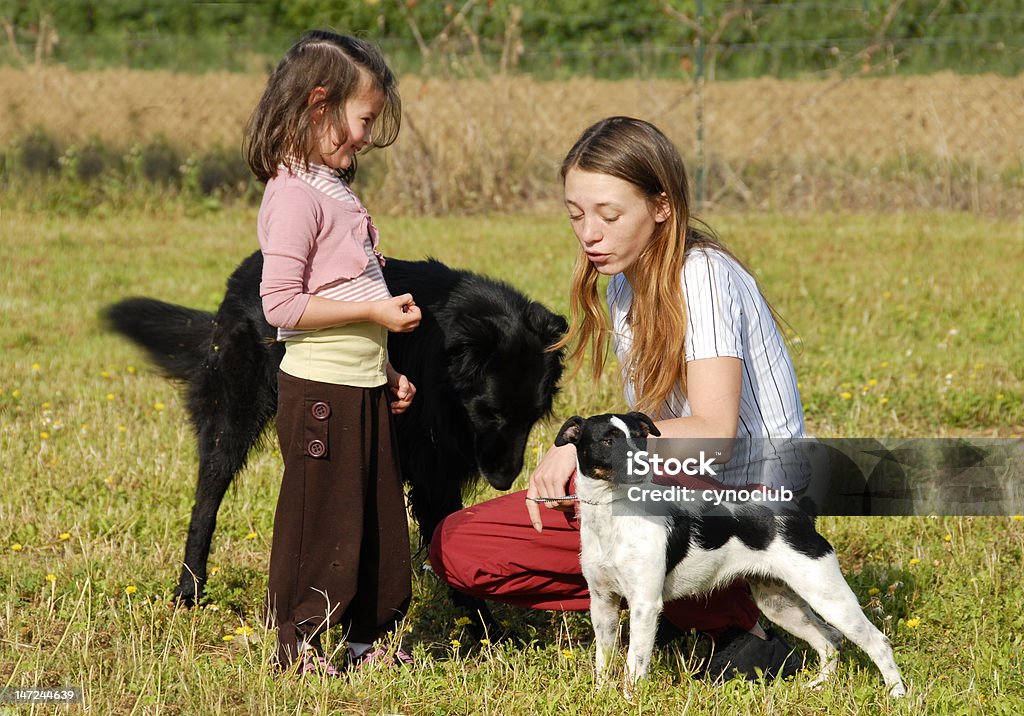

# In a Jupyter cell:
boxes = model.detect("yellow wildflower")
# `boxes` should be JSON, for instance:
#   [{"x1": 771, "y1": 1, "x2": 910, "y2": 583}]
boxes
[
  {"x1": 46, "y1": 573, "x2": 56, "y2": 583},
  {"x1": 905, "y1": 618, "x2": 920, "y2": 629},
  {"x1": 909, "y1": 558, "x2": 921, "y2": 565},
  {"x1": 246, "y1": 531, "x2": 257, "y2": 540},
  {"x1": 59, "y1": 533, "x2": 70, "y2": 541},
  {"x1": 867, "y1": 587, "x2": 880, "y2": 596},
  {"x1": 455, "y1": 616, "x2": 472, "y2": 627},
  {"x1": 125, "y1": 585, "x2": 137, "y2": 595},
  {"x1": 222, "y1": 634, "x2": 235, "y2": 642},
  {"x1": 11, "y1": 543, "x2": 23, "y2": 552},
  {"x1": 840, "y1": 391, "x2": 853, "y2": 400}
]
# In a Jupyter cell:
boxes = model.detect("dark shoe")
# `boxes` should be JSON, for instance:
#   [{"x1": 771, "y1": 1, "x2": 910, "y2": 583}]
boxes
[
  {"x1": 704, "y1": 627, "x2": 802, "y2": 682},
  {"x1": 655, "y1": 618, "x2": 689, "y2": 647}
]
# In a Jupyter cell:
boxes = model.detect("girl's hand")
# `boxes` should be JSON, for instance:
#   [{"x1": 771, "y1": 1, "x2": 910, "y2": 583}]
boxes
[
  {"x1": 386, "y1": 363, "x2": 416, "y2": 414},
  {"x1": 376, "y1": 294, "x2": 422, "y2": 333},
  {"x1": 525, "y1": 442, "x2": 578, "y2": 532}
]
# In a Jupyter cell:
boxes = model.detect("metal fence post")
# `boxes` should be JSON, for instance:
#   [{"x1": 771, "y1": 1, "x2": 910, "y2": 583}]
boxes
[{"x1": 694, "y1": 0, "x2": 706, "y2": 208}]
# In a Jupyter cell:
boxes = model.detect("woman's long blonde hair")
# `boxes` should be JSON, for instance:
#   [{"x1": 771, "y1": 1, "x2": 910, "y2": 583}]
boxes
[{"x1": 555, "y1": 116, "x2": 745, "y2": 418}]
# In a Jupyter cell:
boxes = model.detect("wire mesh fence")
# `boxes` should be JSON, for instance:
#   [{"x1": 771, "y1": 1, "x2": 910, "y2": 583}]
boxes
[{"x1": 1, "y1": 1, "x2": 1022, "y2": 214}]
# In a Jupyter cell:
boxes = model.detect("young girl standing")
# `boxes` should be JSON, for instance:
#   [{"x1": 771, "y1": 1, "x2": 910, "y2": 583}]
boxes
[
  {"x1": 244, "y1": 30, "x2": 421, "y2": 673},
  {"x1": 431, "y1": 117, "x2": 805, "y2": 680}
]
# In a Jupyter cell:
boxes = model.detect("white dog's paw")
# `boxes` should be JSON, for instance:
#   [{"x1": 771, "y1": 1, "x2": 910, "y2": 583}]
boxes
[
  {"x1": 621, "y1": 673, "x2": 640, "y2": 703},
  {"x1": 889, "y1": 682, "x2": 907, "y2": 699},
  {"x1": 803, "y1": 674, "x2": 829, "y2": 691}
]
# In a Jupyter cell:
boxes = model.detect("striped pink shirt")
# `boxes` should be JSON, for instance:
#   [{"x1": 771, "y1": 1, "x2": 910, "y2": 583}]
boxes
[{"x1": 258, "y1": 161, "x2": 392, "y2": 338}]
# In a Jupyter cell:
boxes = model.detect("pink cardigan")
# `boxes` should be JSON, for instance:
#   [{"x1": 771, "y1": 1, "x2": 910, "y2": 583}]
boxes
[{"x1": 258, "y1": 169, "x2": 381, "y2": 329}]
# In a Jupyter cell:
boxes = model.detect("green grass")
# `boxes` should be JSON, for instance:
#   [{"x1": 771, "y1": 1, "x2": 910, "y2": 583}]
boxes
[{"x1": 1, "y1": 206, "x2": 1023, "y2": 714}]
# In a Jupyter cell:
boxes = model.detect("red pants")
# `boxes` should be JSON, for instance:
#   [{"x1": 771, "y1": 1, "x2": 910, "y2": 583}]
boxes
[{"x1": 429, "y1": 488, "x2": 759, "y2": 638}]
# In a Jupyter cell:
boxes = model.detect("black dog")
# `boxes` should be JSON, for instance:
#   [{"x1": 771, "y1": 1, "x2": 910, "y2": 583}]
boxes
[{"x1": 105, "y1": 251, "x2": 567, "y2": 617}]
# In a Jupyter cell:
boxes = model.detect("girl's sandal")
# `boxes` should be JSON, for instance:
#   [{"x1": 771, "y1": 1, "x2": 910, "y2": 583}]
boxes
[
  {"x1": 393, "y1": 648, "x2": 415, "y2": 667},
  {"x1": 300, "y1": 653, "x2": 343, "y2": 678}
]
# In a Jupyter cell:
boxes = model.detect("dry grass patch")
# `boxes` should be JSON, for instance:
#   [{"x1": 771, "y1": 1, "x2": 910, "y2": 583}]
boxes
[{"x1": 3, "y1": 68, "x2": 1022, "y2": 213}]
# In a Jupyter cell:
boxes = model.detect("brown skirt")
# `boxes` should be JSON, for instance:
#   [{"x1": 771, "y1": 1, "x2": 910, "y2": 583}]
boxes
[{"x1": 267, "y1": 370, "x2": 411, "y2": 667}]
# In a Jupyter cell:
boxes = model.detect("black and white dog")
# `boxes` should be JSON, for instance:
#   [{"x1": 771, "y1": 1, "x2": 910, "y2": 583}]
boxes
[{"x1": 554, "y1": 413, "x2": 906, "y2": 698}]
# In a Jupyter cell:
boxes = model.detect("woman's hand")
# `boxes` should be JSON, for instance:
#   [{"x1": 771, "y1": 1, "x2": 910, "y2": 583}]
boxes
[
  {"x1": 525, "y1": 442, "x2": 578, "y2": 532},
  {"x1": 386, "y1": 363, "x2": 416, "y2": 414}
]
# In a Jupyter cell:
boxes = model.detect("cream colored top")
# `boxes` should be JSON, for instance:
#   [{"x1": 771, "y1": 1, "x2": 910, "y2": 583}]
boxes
[{"x1": 280, "y1": 322, "x2": 387, "y2": 388}]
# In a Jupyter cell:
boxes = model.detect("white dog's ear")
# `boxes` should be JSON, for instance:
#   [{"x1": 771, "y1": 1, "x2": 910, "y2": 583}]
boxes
[
  {"x1": 554, "y1": 416, "x2": 585, "y2": 446},
  {"x1": 628, "y1": 412, "x2": 661, "y2": 437}
]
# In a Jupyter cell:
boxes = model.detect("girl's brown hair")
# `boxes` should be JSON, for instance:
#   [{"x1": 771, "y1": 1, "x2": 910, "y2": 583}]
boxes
[
  {"x1": 557, "y1": 116, "x2": 766, "y2": 418},
  {"x1": 244, "y1": 30, "x2": 401, "y2": 184}
]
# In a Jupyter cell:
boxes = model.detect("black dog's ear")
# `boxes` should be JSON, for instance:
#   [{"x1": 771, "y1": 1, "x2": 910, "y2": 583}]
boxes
[
  {"x1": 554, "y1": 416, "x2": 585, "y2": 446},
  {"x1": 527, "y1": 302, "x2": 569, "y2": 346},
  {"x1": 627, "y1": 412, "x2": 661, "y2": 438},
  {"x1": 547, "y1": 313, "x2": 570, "y2": 342}
]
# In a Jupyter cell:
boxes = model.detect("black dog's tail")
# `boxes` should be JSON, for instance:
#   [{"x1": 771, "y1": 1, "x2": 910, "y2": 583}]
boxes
[{"x1": 104, "y1": 298, "x2": 214, "y2": 381}]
